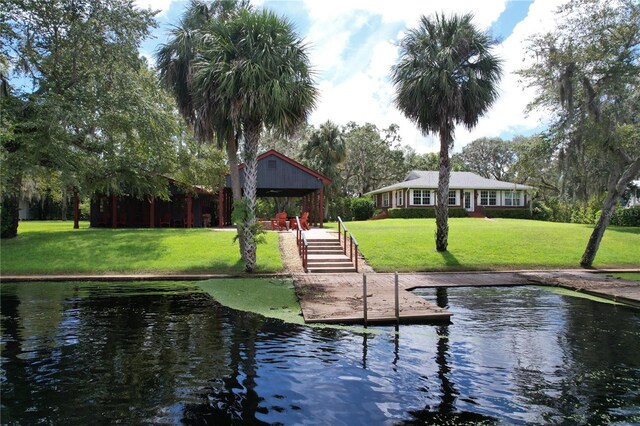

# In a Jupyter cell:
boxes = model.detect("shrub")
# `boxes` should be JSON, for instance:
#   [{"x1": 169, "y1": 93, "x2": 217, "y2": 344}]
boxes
[
  {"x1": 611, "y1": 206, "x2": 640, "y2": 226},
  {"x1": 483, "y1": 208, "x2": 533, "y2": 219},
  {"x1": 329, "y1": 196, "x2": 352, "y2": 221},
  {"x1": 531, "y1": 200, "x2": 553, "y2": 221},
  {"x1": 350, "y1": 197, "x2": 375, "y2": 221},
  {"x1": 387, "y1": 207, "x2": 467, "y2": 218}
]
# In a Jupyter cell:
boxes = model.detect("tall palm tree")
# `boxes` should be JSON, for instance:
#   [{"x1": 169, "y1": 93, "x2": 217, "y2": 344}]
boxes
[
  {"x1": 195, "y1": 9, "x2": 317, "y2": 272},
  {"x1": 155, "y1": 0, "x2": 249, "y2": 258},
  {"x1": 392, "y1": 13, "x2": 502, "y2": 251},
  {"x1": 303, "y1": 121, "x2": 346, "y2": 219}
]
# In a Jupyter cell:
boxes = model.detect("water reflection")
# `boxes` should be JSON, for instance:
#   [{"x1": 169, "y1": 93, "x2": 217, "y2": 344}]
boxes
[{"x1": 1, "y1": 282, "x2": 639, "y2": 425}]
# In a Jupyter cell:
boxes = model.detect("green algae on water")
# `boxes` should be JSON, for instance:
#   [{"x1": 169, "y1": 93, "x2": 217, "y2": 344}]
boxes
[
  {"x1": 196, "y1": 278, "x2": 386, "y2": 334},
  {"x1": 539, "y1": 286, "x2": 624, "y2": 306},
  {"x1": 197, "y1": 278, "x2": 306, "y2": 325}
]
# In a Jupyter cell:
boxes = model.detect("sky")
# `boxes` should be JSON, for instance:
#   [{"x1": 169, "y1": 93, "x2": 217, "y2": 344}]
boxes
[{"x1": 135, "y1": 0, "x2": 567, "y2": 154}]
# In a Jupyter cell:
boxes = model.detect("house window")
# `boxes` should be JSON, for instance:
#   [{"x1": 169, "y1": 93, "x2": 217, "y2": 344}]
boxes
[
  {"x1": 448, "y1": 190, "x2": 457, "y2": 206},
  {"x1": 504, "y1": 191, "x2": 521, "y2": 206},
  {"x1": 396, "y1": 190, "x2": 404, "y2": 207},
  {"x1": 382, "y1": 192, "x2": 389, "y2": 207},
  {"x1": 489, "y1": 191, "x2": 497, "y2": 206},
  {"x1": 412, "y1": 189, "x2": 431, "y2": 205},
  {"x1": 480, "y1": 190, "x2": 497, "y2": 206}
]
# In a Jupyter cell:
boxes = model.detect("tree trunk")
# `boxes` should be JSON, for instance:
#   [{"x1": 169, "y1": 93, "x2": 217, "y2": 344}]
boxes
[
  {"x1": 61, "y1": 186, "x2": 68, "y2": 220},
  {"x1": 1, "y1": 174, "x2": 22, "y2": 239},
  {"x1": 242, "y1": 122, "x2": 261, "y2": 272},
  {"x1": 435, "y1": 126, "x2": 452, "y2": 252},
  {"x1": 226, "y1": 132, "x2": 246, "y2": 261},
  {"x1": 580, "y1": 157, "x2": 640, "y2": 267}
]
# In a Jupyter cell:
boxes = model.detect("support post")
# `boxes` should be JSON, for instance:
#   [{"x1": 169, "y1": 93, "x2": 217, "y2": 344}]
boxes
[
  {"x1": 395, "y1": 272, "x2": 400, "y2": 325},
  {"x1": 149, "y1": 196, "x2": 155, "y2": 228},
  {"x1": 218, "y1": 189, "x2": 224, "y2": 227},
  {"x1": 111, "y1": 195, "x2": 117, "y2": 228},
  {"x1": 73, "y1": 191, "x2": 79, "y2": 229},
  {"x1": 186, "y1": 193, "x2": 193, "y2": 228},
  {"x1": 350, "y1": 236, "x2": 353, "y2": 262},
  {"x1": 355, "y1": 245, "x2": 358, "y2": 272},
  {"x1": 314, "y1": 191, "x2": 319, "y2": 227},
  {"x1": 319, "y1": 186, "x2": 324, "y2": 228},
  {"x1": 363, "y1": 274, "x2": 368, "y2": 327}
]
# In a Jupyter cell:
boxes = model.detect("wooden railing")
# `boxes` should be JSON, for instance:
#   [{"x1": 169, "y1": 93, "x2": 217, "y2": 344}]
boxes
[
  {"x1": 337, "y1": 216, "x2": 359, "y2": 272},
  {"x1": 295, "y1": 216, "x2": 309, "y2": 272}
]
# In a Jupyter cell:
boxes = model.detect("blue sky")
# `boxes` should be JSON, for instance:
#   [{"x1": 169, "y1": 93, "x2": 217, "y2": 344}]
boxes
[{"x1": 136, "y1": 0, "x2": 564, "y2": 153}]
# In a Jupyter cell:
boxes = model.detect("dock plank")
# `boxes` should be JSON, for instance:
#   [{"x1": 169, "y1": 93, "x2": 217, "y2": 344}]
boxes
[{"x1": 294, "y1": 273, "x2": 452, "y2": 324}]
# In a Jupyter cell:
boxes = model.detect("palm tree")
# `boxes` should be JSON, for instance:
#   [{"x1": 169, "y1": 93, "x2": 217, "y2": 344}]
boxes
[
  {"x1": 195, "y1": 9, "x2": 317, "y2": 272},
  {"x1": 392, "y1": 13, "x2": 502, "y2": 251},
  {"x1": 156, "y1": 0, "x2": 249, "y2": 258},
  {"x1": 302, "y1": 121, "x2": 346, "y2": 219}
]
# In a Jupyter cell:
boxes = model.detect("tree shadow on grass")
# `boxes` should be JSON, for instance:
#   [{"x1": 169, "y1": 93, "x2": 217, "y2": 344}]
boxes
[{"x1": 437, "y1": 251, "x2": 462, "y2": 268}]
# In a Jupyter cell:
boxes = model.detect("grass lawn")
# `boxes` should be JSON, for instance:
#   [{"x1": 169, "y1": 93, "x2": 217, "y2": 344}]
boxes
[
  {"x1": 328, "y1": 218, "x2": 640, "y2": 272},
  {"x1": 0, "y1": 221, "x2": 283, "y2": 275},
  {"x1": 607, "y1": 272, "x2": 640, "y2": 281}
]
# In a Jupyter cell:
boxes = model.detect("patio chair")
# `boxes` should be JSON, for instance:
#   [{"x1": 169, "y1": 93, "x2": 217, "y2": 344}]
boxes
[
  {"x1": 97, "y1": 212, "x2": 109, "y2": 227},
  {"x1": 299, "y1": 211, "x2": 310, "y2": 230},
  {"x1": 202, "y1": 213, "x2": 212, "y2": 228},
  {"x1": 276, "y1": 211, "x2": 288, "y2": 231},
  {"x1": 159, "y1": 212, "x2": 171, "y2": 227}
]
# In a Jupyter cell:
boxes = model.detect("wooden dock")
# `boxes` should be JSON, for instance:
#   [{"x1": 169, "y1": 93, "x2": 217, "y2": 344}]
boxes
[
  {"x1": 293, "y1": 270, "x2": 640, "y2": 324},
  {"x1": 293, "y1": 273, "x2": 453, "y2": 324}
]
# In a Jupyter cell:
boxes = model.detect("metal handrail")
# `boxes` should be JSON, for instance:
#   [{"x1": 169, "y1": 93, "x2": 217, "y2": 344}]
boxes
[
  {"x1": 301, "y1": 232, "x2": 309, "y2": 272},
  {"x1": 337, "y1": 216, "x2": 359, "y2": 272},
  {"x1": 295, "y1": 216, "x2": 309, "y2": 272}
]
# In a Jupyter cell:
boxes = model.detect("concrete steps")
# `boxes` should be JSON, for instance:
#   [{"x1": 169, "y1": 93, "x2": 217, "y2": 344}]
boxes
[{"x1": 303, "y1": 234, "x2": 357, "y2": 273}]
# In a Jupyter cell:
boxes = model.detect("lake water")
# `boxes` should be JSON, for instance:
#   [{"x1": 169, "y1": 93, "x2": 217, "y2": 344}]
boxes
[{"x1": 1, "y1": 282, "x2": 639, "y2": 425}]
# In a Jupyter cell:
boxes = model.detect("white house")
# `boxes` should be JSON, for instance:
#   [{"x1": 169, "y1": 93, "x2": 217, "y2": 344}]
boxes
[
  {"x1": 627, "y1": 180, "x2": 640, "y2": 208},
  {"x1": 366, "y1": 171, "x2": 534, "y2": 214}
]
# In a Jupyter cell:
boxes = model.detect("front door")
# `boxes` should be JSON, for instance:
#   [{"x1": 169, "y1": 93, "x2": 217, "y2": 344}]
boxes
[{"x1": 464, "y1": 191, "x2": 474, "y2": 212}]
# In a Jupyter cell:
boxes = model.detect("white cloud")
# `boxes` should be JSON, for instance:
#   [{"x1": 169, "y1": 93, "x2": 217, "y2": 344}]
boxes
[
  {"x1": 134, "y1": 0, "x2": 173, "y2": 16},
  {"x1": 302, "y1": 0, "x2": 569, "y2": 153},
  {"x1": 303, "y1": 0, "x2": 507, "y2": 29},
  {"x1": 452, "y1": 0, "x2": 567, "y2": 149},
  {"x1": 301, "y1": 0, "x2": 514, "y2": 153}
]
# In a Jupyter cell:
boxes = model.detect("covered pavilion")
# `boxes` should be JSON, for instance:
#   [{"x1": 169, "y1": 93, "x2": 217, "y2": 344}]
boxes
[{"x1": 82, "y1": 150, "x2": 330, "y2": 229}]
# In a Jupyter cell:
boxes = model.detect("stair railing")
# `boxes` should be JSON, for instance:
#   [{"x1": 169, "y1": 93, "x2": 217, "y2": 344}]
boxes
[
  {"x1": 295, "y1": 216, "x2": 309, "y2": 272},
  {"x1": 337, "y1": 216, "x2": 359, "y2": 272}
]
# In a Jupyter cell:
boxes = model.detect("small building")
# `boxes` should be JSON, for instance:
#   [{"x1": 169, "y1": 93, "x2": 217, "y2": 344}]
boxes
[
  {"x1": 87, "y1": 150, "x2": 330, "y2": 229},
  {"x1": 366, "y1": 171, "x2": 533, "y2": 214}
]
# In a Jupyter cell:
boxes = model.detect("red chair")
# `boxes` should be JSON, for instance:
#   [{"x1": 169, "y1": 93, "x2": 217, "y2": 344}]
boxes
[
  {"x1": 159, "y1": 212, "x2": 171, "y2": 227},
  {"x1": 97, "y1": 212, "x2": 109, "y2": 227},
  {"x1": 299, "y1": 211, "x2": 310, "y2": 230},
  {"x1": 276, "y1": 211, "x2": 288, "y2": 231}
]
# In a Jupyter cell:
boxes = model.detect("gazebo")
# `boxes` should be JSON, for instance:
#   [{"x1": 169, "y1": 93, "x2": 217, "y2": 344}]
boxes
[
  {"x1": 83, "y1": 150, "x2": 330, "y2": 229},
  {"x1": 218, "y1": 150, "x2": 331, "y2": 228}
]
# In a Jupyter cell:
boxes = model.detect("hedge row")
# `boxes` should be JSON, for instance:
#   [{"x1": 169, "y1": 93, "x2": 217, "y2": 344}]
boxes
[
  {"x1": 611, "y1": 206, "x2": 640, "y2": 227},
  {"x1": 387, "y1": 207, "x2": 468, "y2": 218},
  {"x1": 483, "y1": 208, "x2": 533, "y2": 219}
]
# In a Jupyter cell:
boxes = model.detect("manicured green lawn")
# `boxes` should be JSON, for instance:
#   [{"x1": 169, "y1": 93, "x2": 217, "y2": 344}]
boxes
[
  {"x1": 1, "y1": 221, "x2": 283, "y2": 275},
  {"x1": 328, "y1": 218, "x2": 640, "y2": 272},
  {"x1": 607, "y1": 272, "x2": 640, "y2": 281}
]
